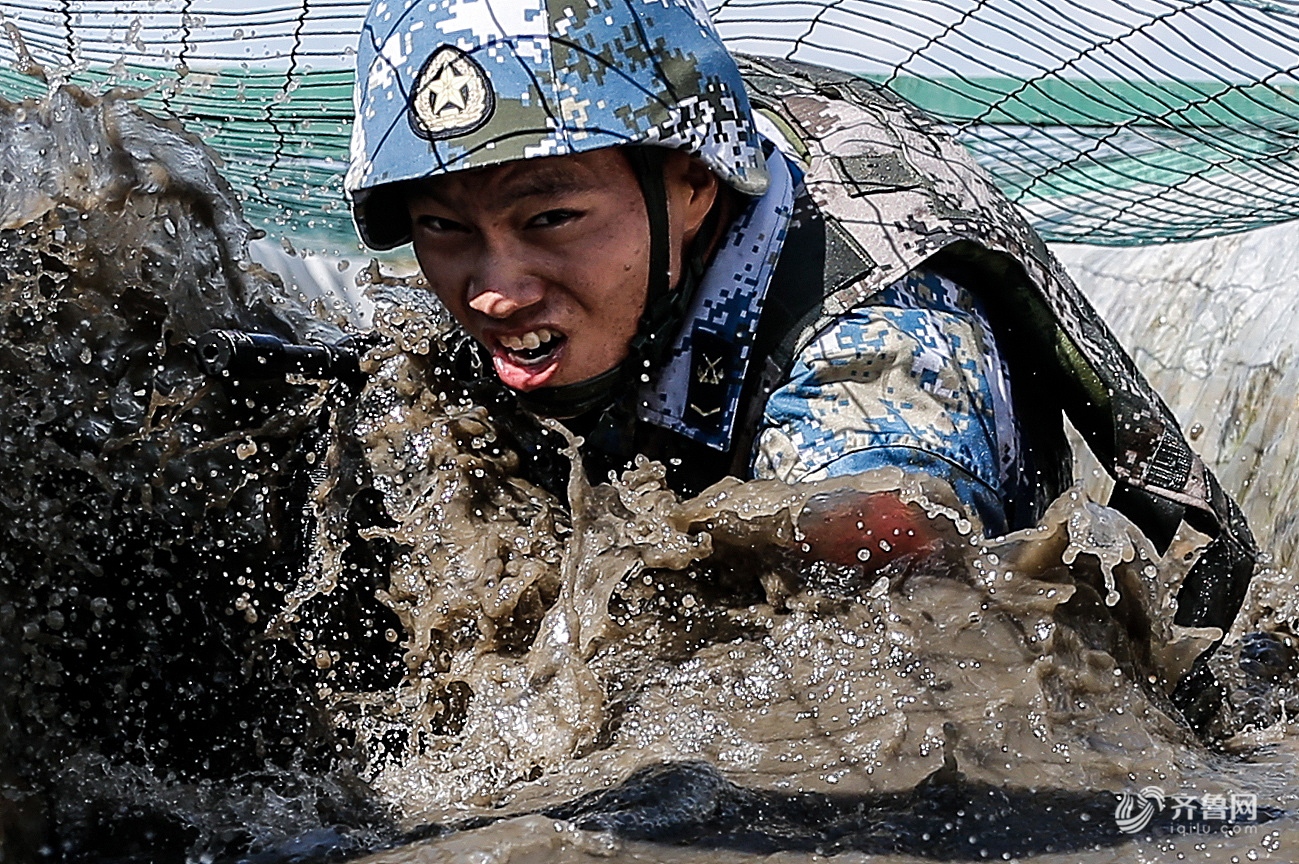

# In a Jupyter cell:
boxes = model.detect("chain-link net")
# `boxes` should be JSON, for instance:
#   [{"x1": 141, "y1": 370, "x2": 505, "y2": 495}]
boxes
[{"x1": 2, "y1": 0, "x2": 1298, "y2": 246}]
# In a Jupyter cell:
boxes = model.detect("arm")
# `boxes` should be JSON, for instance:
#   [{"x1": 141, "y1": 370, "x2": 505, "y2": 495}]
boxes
[
  {"x1": 796, "y1": 487, "x2": 946, "y2": 570},
  {"x1": 752, "y1": 269, "x2": 1019, "y2": 569}
]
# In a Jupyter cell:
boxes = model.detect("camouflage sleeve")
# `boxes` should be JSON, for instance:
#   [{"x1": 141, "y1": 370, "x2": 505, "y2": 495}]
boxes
[{"x1": 750, "y1": 268, "x2": 1019, "y2": 536}]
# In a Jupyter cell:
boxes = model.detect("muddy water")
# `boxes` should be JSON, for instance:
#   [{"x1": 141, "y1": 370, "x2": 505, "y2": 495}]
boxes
[
  {"x1": 307, "y1": 285, "x2": 1297, "y2": 862},
  {"x1": 1, "y1": 87, "x2": 1296, "y2": 862}
]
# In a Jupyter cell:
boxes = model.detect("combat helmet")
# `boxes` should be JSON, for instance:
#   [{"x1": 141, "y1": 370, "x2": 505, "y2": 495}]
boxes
[{"x1": 346, "y1": 0, "x2": 770, "y2": 250}]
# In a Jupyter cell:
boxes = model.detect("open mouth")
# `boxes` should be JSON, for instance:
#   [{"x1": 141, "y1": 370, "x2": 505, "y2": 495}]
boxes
[
  {"x1": 491, "y1": 327, "x2": 568, "y2": 391},
  {"x1": 499, "y1": 327, "x2": 566, "y2": 365}
]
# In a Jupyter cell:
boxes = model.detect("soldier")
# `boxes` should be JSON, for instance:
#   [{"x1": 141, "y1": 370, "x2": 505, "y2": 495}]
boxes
[{"x1": 346, "y1": 0, "x2": 1257, "y2": 727}]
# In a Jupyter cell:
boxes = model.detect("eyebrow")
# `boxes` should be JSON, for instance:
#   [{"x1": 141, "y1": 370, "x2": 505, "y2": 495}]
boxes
[
  {"x1": 409, "y1": 164, "x2": 598, "y2": 209},
  {"x1": 492, "y1": 165, "x2": 597, "y2": 204}
]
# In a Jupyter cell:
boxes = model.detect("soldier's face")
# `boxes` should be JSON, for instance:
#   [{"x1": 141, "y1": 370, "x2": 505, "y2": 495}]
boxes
[{"x1": 406, "y1": 149, "x2": 717, "y2": 392}]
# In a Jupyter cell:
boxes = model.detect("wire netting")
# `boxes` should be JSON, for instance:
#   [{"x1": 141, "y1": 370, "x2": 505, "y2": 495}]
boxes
[{"x1": 2, "y1": 0, "x2": 1298, "y2": 247}]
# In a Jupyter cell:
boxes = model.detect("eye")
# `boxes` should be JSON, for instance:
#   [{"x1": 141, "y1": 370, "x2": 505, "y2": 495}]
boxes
[
  {"x1": 528, "y1": 209, "x2": 580, "y2": 228},
  {"x1": 415, "y1": 214, "x2": 467, "y2": 233}
]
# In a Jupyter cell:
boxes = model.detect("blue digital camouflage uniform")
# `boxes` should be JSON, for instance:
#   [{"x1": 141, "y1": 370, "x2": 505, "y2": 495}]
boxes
[
  {"x1": 632, "y1": 142, "x2": 1020, "y2": 534},
  {"x1": 751, "y1": 268, "x2": 1020, "y2": 535}
]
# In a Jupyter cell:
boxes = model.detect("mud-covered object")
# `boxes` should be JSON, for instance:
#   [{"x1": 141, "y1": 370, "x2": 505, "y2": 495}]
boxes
[{"x1": 0, "y1": 87, "x2": 379, "y2": 857}]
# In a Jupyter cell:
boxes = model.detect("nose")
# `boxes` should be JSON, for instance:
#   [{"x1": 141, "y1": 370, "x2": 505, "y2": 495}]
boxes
[{"x1": 465, "y1": 244, "x2": 545, "y2": 319}]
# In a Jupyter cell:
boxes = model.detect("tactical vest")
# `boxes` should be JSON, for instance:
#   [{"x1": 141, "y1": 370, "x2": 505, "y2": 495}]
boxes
[{"x1": 476, "y1": 56, "x2": 1257, "y2": 731}]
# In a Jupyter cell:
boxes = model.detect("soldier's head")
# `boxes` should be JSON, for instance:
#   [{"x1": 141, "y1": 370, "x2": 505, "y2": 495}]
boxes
[{"x1": 347, "y1": 0, "x2": 769, "y2": 406}]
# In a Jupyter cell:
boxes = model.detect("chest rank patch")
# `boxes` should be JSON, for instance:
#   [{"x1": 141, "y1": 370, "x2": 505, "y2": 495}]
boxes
[
  {"x1": 686, "y1": 325, "x2": 733, "y2": 433},
  {"x1": 409, "y1": 46, "x2": 495, "y2": 141}
]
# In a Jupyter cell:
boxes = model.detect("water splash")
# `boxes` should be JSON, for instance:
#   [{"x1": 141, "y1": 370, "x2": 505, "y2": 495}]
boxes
[
  {"x1": 0, "y1": 85, "x2": 382, "y2": 859},
  {"x1": 271, "y1": 281, "x2": 1244, "y2": 839}
]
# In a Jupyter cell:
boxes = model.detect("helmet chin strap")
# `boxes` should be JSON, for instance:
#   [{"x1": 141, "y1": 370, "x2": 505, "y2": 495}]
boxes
[{"x1": 515, "y1": 148, "x2": 720, "y2": 443}]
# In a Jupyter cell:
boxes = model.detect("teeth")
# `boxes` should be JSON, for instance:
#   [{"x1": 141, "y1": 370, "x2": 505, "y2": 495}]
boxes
[{"x1": 500, "y1": 329, "x2": 559, "y2": 351}]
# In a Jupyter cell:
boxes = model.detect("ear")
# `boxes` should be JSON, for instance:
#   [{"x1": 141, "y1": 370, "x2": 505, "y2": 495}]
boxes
[{"x1": 664, "y1": 151, "x2": 721, "y2": 245}]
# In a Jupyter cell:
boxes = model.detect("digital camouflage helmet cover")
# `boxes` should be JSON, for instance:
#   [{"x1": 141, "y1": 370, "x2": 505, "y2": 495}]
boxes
[{"x1": 346, "y1": 0, "x2": 771, "y2": 250}]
